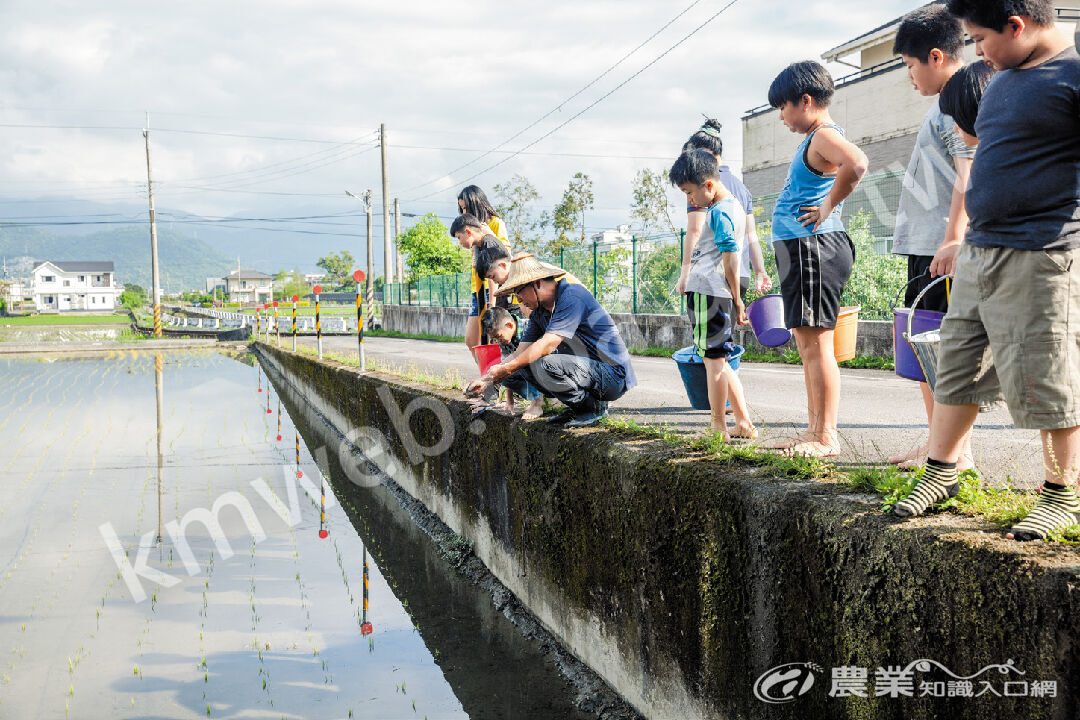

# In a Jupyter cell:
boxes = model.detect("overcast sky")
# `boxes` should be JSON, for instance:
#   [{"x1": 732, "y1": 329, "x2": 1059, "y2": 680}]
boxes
[{"x1": 1, "y1": 0, "x2": 917, "y2": 246}]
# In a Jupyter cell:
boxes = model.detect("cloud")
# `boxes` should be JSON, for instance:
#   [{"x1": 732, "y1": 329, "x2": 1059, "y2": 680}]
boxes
[{"x1": 0, "y1": 0, "x2": 917, "y2": 254}]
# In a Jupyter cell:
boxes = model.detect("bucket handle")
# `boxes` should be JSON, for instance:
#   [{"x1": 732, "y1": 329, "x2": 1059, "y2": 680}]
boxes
[
  {"x1": 905, "y1": 275, "x2": 951, "y2": 339},
  {"x1": 890, "y1": 271, "x2": 930, "y2": 311}
]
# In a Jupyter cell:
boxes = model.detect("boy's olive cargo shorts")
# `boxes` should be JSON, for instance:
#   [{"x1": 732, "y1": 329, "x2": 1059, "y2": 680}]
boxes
[{"x1": 935, "y1": 243, "x2": 1080, "y2": 430}]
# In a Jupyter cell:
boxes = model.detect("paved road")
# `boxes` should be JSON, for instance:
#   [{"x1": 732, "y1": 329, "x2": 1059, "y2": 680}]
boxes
[{"x1": 295, "y1": 334, "x2": 1043, "y2": 488}]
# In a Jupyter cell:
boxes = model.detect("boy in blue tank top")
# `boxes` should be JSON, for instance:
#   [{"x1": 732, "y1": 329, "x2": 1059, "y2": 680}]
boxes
[{"x1": 766, "y1": 61, "x2": 869, "y2": 458}]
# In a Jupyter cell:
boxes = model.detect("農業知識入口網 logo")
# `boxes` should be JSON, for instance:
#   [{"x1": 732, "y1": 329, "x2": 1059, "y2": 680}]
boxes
[
  {"x1": 752, "y1": 663, "x2": 823, "y2": 704},
  {"x1": 753, "y1": 659, "x2": 1057, "y2": 703}
]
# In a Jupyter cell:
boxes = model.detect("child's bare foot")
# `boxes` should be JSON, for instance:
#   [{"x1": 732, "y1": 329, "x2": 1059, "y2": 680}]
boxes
[
  {"x1": 899, "y1": 452, "x2": 976, "y2": 472},
  {"x1": 889, "y1": 441, "x2": 929, "y2": 467},
  {"x1": 732, "y1": 420, "x2": 757, "y2": 439},
  {"x1": 521, "y1": 399, "x2": 544, "y2": 421},
  {"x1": 785, "y1": 440, "x2": 841, "y2": 458},
  {"x1": 766, "y1": 431, "x2": 814, "y2": 450},
  {"x1": 504, "y1": 395, "x2": 516, "y2": 414}
]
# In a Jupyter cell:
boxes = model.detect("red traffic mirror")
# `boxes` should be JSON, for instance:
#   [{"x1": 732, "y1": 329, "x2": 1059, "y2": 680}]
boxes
[
  {"x1": 352, "y1": 269, "x2": 366, "y2": 283},
  {"x1": 291, "y1": 295, "x2": 299, "y2": 302},
  {"x1": 313, "y1": 285, "x2": 323, "y2": 295},
  {"x1": 272, "y1": 301, "x2": 278, "y2": 307}
]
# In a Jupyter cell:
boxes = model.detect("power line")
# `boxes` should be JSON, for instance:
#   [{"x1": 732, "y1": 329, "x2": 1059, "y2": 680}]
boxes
[
  {"x1": 0, "y1": 122, "x2": 379, "y2": 145},
  {"x1": 166, "y1": 131, "x2": 378, "y2": 185},
  {"x1": 164, "y1": 187, "x2": 343, "y2": 198},
  {"x1": 405, "y1": 0, "x2": 743, "y2": 203},
  {"x1": 394, "y1": 0, "x2": 710, "y2": 197},
  {"x1": 159, "y1": 143, "x2": 378, "y2": 192},
  {"x1": 388, "y1": 144, "x2": 674, "y2": 161}
]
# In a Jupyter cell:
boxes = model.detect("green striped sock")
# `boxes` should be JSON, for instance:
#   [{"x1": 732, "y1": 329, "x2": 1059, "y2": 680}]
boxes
[
  {"x1": 893, "y1": 459, "x2": 958, "y2": 518},
  {"x1": 1008, "y1": 485, "x2": 1080, "y2": 541}
]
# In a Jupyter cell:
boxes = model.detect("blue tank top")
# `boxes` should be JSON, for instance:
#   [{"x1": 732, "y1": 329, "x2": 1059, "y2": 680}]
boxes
[{"x1": 771, "y1": 123, "x2": 846, "y2": 241}]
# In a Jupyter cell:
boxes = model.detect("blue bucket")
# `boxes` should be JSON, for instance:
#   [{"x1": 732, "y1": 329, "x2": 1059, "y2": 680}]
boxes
[{"x1": 672, "y1": 345, "x2": 744, "y2": 411}]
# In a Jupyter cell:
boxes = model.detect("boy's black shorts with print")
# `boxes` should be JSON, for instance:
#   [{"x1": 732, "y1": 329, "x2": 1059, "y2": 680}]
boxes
[
  {"x1": 773, "y1": 231, "x2": 855, "y2": 330},
  {"x1": 686, "y1": 292, "x2": 737, "y2": 359}
]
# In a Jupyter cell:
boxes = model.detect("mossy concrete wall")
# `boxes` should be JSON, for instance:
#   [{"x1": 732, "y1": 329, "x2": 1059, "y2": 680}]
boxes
[{"x1": 256, "y1": 341, "x2": 1079, "y2": 720}]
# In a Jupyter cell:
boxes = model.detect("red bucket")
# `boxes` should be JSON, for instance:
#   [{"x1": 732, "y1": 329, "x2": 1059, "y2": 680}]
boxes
[{"x1": 474, "y1": 344, "x2": 503, "y2": 375}]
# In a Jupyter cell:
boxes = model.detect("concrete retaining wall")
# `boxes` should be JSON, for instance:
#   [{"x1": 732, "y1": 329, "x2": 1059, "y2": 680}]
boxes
[
  {"x1": 383, "y1": 304, "x2": 896, "y2": 358},
  {"x1": 256, "y1": 341, "x2": 1079, "y2": 720}
]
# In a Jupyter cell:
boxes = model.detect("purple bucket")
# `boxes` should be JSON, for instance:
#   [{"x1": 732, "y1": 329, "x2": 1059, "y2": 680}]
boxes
[
  {"x1": 747, "y1": 295, "x2": 791, "y2": 347},
  {"x1": 893, "y1": 308, "x2": 944, "y2": 381}
]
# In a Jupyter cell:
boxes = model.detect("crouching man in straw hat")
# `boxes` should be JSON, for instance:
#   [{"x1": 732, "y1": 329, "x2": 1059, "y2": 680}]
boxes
[{"x1": 465, "y1": 254, "x2": 637, "y2": 428}]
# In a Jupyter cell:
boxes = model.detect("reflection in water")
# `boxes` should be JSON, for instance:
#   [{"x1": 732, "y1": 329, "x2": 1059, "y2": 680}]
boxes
[
  {"x1": 0, "y1": 350, "x2": 601, "y2": 720},
  {"x1": 154, "y1": 352, "x2": 164, "y2": 545},
  {"x1": 268, "y1": 357, "x2": 601, "y2": 720},
  {"x1": 361, "y1": 544, "x2": 374, "y2": 636}
]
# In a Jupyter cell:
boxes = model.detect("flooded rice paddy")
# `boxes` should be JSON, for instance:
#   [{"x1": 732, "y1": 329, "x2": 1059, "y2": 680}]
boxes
[{"x1": 0, "y1": 349, "x2": 593, "y2": 719}]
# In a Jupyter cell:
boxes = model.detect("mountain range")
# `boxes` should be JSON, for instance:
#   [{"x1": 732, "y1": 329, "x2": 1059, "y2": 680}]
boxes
[{"x1": 0, "y1": 195, "x2": 383, "y2": 291}]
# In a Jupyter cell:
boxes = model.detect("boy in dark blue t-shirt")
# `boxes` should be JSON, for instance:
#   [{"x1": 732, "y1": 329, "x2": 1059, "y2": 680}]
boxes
[{"x1": 894, "y1": 0, "x2": 1080, "y2": 543}]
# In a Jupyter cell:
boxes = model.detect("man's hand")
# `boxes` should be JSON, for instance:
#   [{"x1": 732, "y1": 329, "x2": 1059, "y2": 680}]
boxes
[
  {"x1": 930, "y1": 241, "x2": 962, "y2": 278},
  {"x1": 675, "y1": 271, "x2": 689, "y2": 296},
  {"x1": 465, "y1": 377, "x2": 492, "y2": 397},
  {"x1": 487, "y1": 362, "x2": 510, "y2": 383},
  {"x1": 734, "y1": 299, "x2": 749, "y2": 325},
  {"x1": 754, "y1": 273, "x2": 772, "y2": 293}
]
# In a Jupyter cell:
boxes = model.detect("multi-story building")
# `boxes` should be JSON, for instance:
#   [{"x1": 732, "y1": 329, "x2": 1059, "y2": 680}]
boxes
[
  {"x1": 223, "y1": 269, "x2": 273, "y2": 305},
  {"x1": 740, "y1": 2, "x2": 1080, "y2": 239},
  {"x1": 31, "y1": 261, "x2": 122, "y2": 313}
]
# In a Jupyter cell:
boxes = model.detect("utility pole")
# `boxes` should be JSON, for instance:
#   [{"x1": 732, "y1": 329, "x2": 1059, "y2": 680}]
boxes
[
  {"x1": 143, "y1": 112, "x2": 162, "y2": 338},
  {"x1": 380, "y1": 124, "x2": 393, "y2": 287},
  {"x1": 346, "y1": 189, "x2": 375, "y2": 323},
  {"x1": 394, "y1": 197, "x2": 404, "y2": 282},
  {"x1": 364, "y1": 189, "x2": 374, "y2": 312}
]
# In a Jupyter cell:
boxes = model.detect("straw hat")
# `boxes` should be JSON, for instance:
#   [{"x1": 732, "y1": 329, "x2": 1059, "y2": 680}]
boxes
[{"x1": 495, "y1": 254, "x2": 567, "y2": 297}]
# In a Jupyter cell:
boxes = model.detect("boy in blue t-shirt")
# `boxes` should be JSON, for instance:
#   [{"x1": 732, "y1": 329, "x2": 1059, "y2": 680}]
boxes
[
  {"x1": 766, "y1": 60, "x2": 869, "y2": 458},
  {"x1": 670, "y1": 149, "x2": 756, "y2": 441}
]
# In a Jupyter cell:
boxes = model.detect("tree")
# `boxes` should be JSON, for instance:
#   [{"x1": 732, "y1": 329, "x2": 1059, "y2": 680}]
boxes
[
  {"x1": 316, "y1": 251, "x2": 356, "y2": 290},
  {"x1": 631, "y1": 168, "x2": 680, "y2": 236},
  {"x1": 276, "y1": 270, "x2": 310, "y2": 299},
  {"x1": 120, "y1": 288, "x2": 145, "y2": 309},
  {"x1": 397, "y1": 213, "x2": 471, "y2": 279},
  {"x1": 493, "y1": 174, "x2": 546, "y2": 254},
  {"x1": 549, "y1": 172, "x2": 594, "y2": 255}
]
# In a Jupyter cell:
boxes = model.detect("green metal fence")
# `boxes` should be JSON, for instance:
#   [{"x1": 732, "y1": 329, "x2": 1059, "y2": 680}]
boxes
[
  {"x1": 754, "y1": 169, "x2": 904, "y2": 251},
  {"x1": 384, "y1": 233, "x2": 689, "y2": 315},
  {"x1": 385, "y1": 171, "x2": 909, "y2": 320}
]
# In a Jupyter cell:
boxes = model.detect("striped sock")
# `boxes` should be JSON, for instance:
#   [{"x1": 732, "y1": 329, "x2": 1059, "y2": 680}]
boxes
[
  {"x1": 893, "y1": 459, "x2": 959, "y2": 518},
  {"x1": 1007, "y1": 484, "x2": 1080, "y2": 541}
]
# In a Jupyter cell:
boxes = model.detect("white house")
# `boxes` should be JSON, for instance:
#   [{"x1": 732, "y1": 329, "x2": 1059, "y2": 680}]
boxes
[
  {"x1": 32, "y1": 261, "x2": 122, "y2": 313},
  {"x1": 223, "y1": 269, "x2": 273, "y2": 305}
]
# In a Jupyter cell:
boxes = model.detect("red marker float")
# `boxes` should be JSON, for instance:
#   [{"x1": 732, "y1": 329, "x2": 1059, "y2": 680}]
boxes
[
  {"x1": 318, "y1": 474, "x2": 328, "y2": 539},
  {"x1": 360, "y1": 545, "x2": 373, "y2": 636},
  {"x1": 295, "y1": 433, "x2": 303, "y2": 479}
]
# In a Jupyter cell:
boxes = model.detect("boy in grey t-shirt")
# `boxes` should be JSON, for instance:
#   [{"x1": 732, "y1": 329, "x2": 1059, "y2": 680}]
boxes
[{"x1": 889, "y1": 4, "x2": 976, "y2": 471}]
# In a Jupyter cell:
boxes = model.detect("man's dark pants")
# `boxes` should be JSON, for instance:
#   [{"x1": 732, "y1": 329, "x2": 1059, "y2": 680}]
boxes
[{"x1": 510, "y1": 354, "x2": 625, "y2": 413}]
